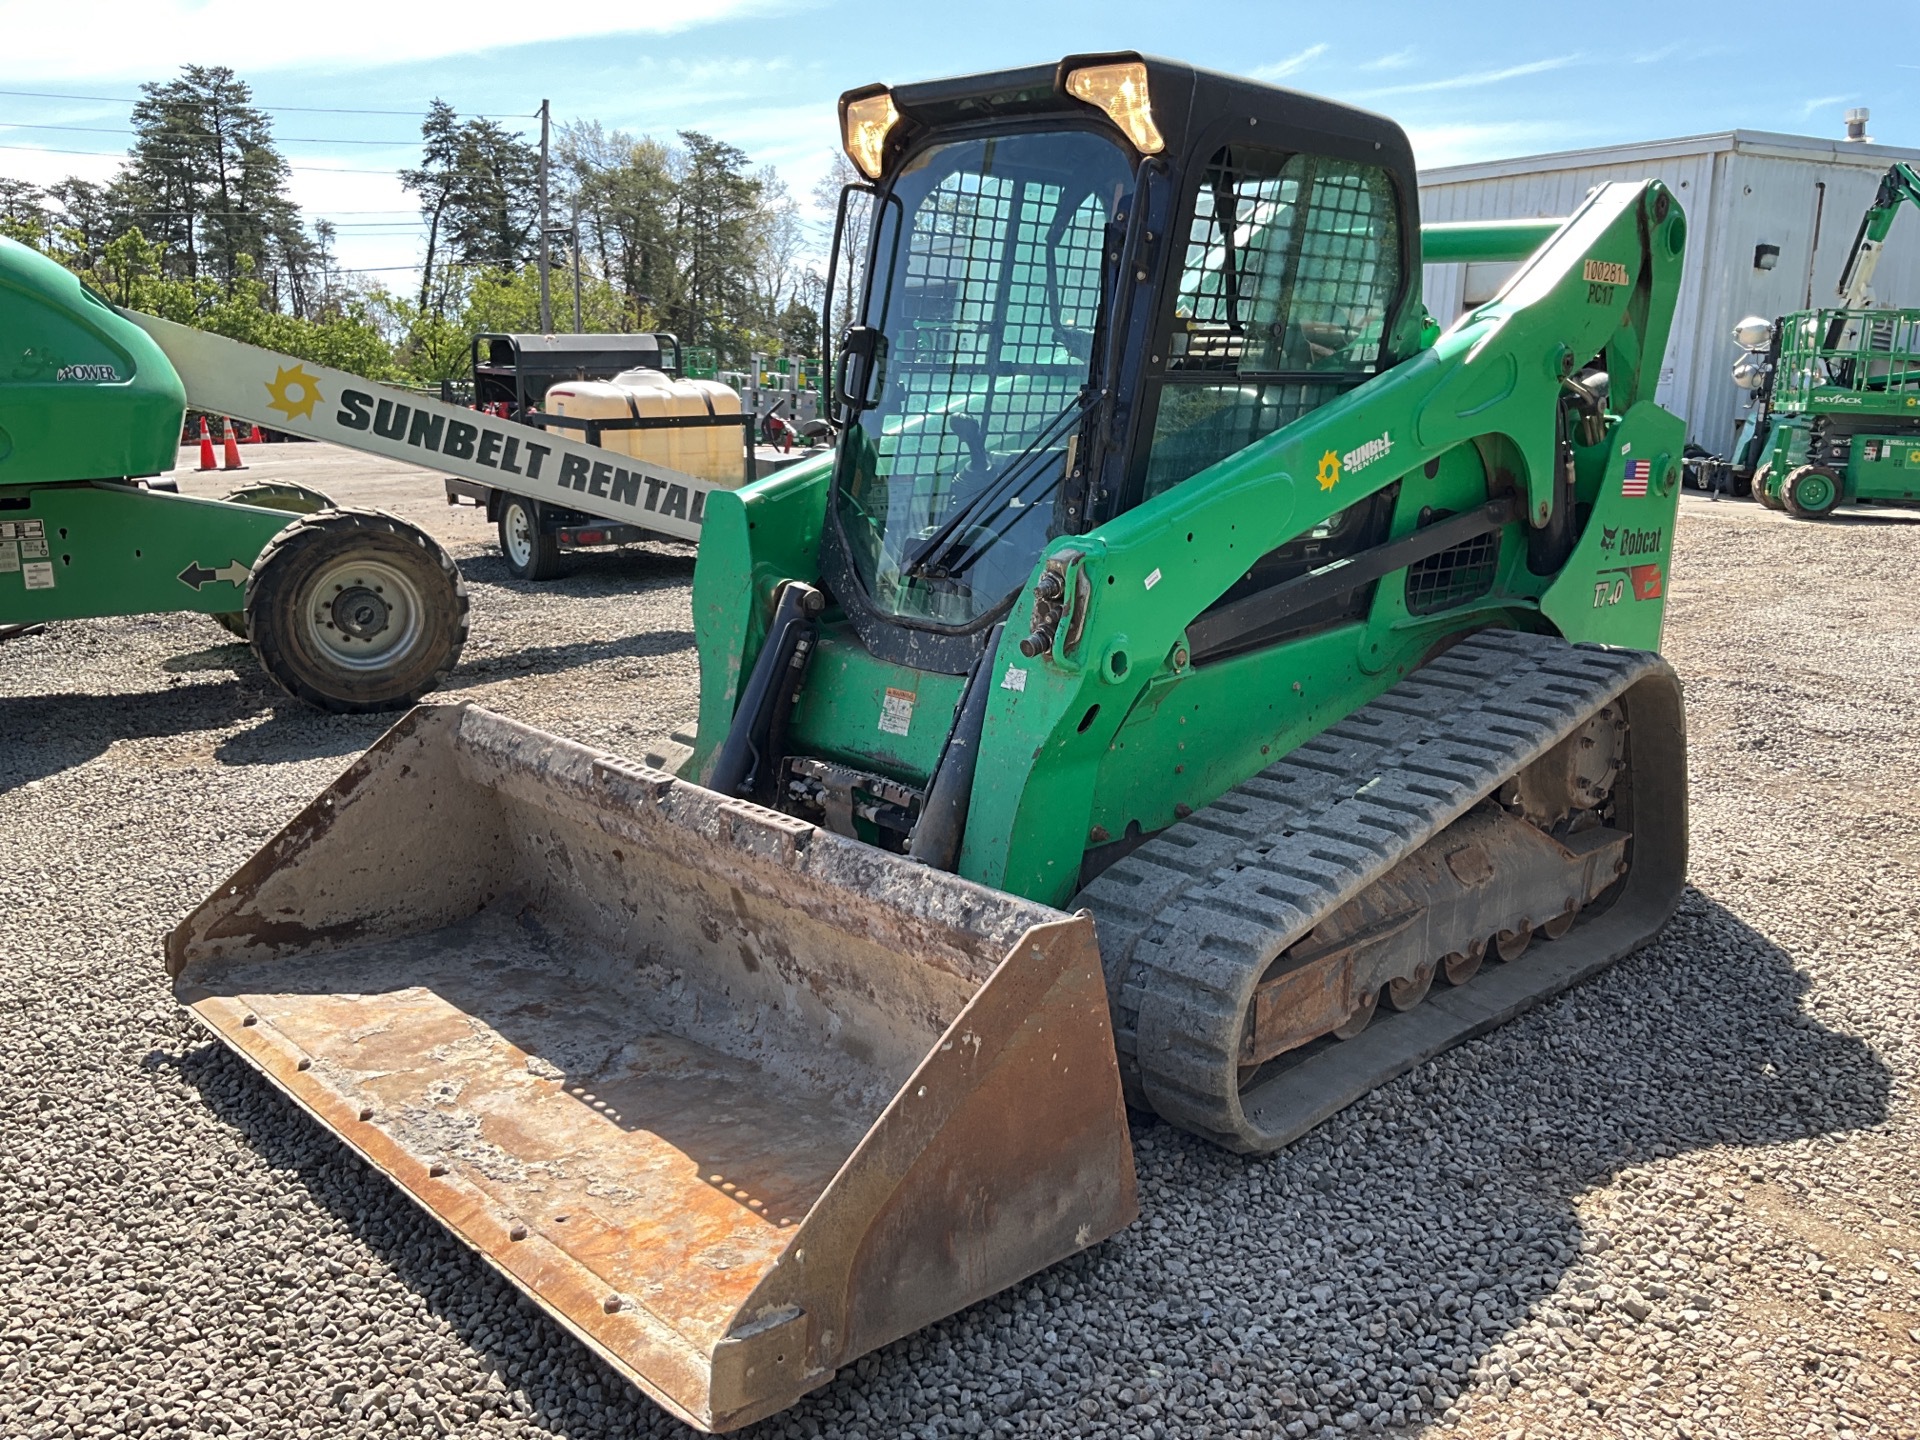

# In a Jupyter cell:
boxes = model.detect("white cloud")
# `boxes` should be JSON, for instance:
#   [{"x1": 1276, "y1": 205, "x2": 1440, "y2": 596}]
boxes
[
  {"x1": 1361, "y1": 48, "x2": 1417, "y2": 72},
  {"x1": 1798, "y1": 94, "x2": 1849, "y2": 118},
  {"x1": 0, "y1": 143, "x2": 125, "y2": 188},
  {"x1": 1359, "y1": 55, "x2": 1581, "y2": 99},
  {"x1": 0, "y1": 0, "x2": 774, "y2": 80},
  {"x1": 1252, "y1": 44, "x2": 1330, "y2": 81},
  {"x1": 1407, "y1": 122, "x2": 1560, "y2": 169}
]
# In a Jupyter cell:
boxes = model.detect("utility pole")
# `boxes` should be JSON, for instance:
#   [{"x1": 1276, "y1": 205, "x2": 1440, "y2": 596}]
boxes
[
  {"x1": 571, "y1": 209, "x2": 584, "y2": 333},
  {"x1": 537, "y1": 98, "x2": 552, "y2": 334}
]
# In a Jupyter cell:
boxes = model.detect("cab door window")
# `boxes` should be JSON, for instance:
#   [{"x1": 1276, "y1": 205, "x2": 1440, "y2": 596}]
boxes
[{"x1": 1140, "y1": 147, "x2": 1403, "y2": 501}]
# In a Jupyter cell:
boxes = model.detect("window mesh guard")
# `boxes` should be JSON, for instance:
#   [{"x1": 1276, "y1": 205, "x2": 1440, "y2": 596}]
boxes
[
  {"x1": 881, "y1": 171, "x2": 1109, "y2": 531},
  {"x1": 1142, "y1": 147, "x2": 1402, "y2": 502},
  {"x1": 1404, "y1": 526, "x2": 1500, "y2": 616},
  {"x1": 1170, "y1": 149, "x2": 1400, "y2": 376}
]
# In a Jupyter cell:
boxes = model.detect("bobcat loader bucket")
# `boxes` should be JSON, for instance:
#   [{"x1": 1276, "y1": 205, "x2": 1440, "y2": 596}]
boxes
[{"x1": 166, "y1": 705, "x2": 1136, "y2": 1432}]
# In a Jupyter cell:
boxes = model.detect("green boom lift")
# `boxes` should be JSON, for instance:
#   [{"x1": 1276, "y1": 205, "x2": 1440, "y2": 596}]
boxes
[
  {"x1": 1, "y1": 235, "x2": 748, "y2": 707},
  {"x1": 168, "y1": 56, "x2": 1690, "y2": 1431},
  {"x1": 1737, "y1": 161, "x2": 1920, "y2": 517}
]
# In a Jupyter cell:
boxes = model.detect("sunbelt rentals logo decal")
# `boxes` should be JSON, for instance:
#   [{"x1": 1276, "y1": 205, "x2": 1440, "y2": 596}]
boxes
[
  {"x1": 1319, "y1": 431, "x2": 1394, "y2": 491},
  {"x1": 264, "y1": 363, "x2": 324, "y2": 422}
]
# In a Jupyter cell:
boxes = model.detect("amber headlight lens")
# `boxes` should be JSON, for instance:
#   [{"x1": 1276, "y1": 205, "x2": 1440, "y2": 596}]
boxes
[
  {"x1": 1065, "y1": 62, "x2": 1164, "y2": 155},
  {"x1": 842, "y1": 91, "x2": 900, "y2": 180}
]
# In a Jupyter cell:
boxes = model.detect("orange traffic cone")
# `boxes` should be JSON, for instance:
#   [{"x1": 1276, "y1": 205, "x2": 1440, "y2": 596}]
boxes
[
  {"x1": 250, "y1": 422, "x2": 265, "y2": 444},
  {"x1": 196, "y1": 417, "x2": 217, "y2": 471},
  {"x1": 221, "y1": 419, "x2": 248, "y2": 472}
]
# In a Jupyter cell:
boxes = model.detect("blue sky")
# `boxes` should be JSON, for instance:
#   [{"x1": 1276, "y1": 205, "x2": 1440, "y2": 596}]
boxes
[{"x1": 3, "y1": 0, "x2": 1918, "y2": 281}]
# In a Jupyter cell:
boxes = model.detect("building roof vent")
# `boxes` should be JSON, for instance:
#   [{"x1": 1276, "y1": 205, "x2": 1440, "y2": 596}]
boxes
[{"x1": 1844, "y1": 107, "x2": 1871, "y2": 143}]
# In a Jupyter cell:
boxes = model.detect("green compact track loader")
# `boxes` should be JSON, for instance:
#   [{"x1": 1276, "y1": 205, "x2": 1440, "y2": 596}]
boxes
[{"x1": 169, "y1": 56, "x2": 1690, "y2": 1431}]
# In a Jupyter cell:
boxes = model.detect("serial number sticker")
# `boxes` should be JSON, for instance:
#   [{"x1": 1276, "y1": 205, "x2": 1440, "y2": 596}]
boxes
[
  {"x1": 22, "y1": 561, "x2": 55, "y2": 590},
  {"x1": 1144, "y1": 567, "x2": 1162, "y2": 590},
  {"x1": 1001, "y1": 665, "x2": 1027, "y2": 692},
  {"x1": 0, "y1": 541, "x2": 17, "y2": 573},
  {"x1": 878, "y1": 686, "x2": 915, "y2": 737}
]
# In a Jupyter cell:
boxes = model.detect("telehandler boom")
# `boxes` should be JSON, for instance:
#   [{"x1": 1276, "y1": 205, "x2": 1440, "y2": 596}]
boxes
[{"x1": 169, "y1": 56, "x2": 1689, "y2": 1430}]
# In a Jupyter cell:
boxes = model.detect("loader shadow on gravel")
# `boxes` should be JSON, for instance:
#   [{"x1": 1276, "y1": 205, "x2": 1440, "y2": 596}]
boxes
[
  {"x1": 0, "y1": 676, "x2": 282, "y2": 793},
  {"x1": 169, "y1": 891, "x2": 1890, "y2": 1439},
  {"x1": 436, "y1": 630, "x2": 696, "y2": 692}
]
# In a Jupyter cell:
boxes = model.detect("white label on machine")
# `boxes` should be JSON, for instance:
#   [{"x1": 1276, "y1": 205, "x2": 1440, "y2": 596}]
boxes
[
  {"x1": 1001, "y1": 665, "x2": 1027, "y2": 692},
  {"x1": 21, "y1": 534, "x2": 48, "y2": 559},
  {"x1": 1144, "y1": 567, "x2": 1162, "y2": 590},
  {"x1": 0, "y1": 541, "x2": 17, "y2": 573},
  {"x1": 22, "y1": 561, "x2": 54, "y2": 590},
  {"x1": 878, "y1": 687, "x2": 916, "y2": 737}
]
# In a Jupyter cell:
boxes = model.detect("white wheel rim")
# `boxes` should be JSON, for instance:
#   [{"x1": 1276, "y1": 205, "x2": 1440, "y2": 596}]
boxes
[
  {"x1": 505, "y1": 504, "x2": 535, "y2": 566},
  {"x1": 302, "y1": 556, "x2": 425, "y2": 671}
]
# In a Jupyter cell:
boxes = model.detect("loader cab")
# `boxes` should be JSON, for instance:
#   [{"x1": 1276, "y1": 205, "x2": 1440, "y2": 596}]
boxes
[{"x1": 820, "y1": 53, "x2": 1424, "y2": 674}]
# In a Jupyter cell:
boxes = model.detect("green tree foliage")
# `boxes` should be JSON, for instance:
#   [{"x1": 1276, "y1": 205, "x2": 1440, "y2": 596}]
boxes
[
  {"x1": 548, "y1": 125, "x2": 823, "y2": 367},
  {"x1": 401, "y1": 100, "x2": 540, "y2": 310},
  {"x1": 0, "y1": 178, "x2": 48, "y2": 248},
  {"x1": 128, "y1": 66, "x2": 321, "y2": 312},
  {"x1": 69, "y1": 227, "x2": 392, "y2": 377},
  {"x1": 3, "y1": 65, "x2": 832, "y2": 389},
  {"x1": 556, "y1": 120, "x2": 677, "y2": 327}
]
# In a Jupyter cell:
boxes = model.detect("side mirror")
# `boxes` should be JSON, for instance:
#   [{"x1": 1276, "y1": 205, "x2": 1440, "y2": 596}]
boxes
[{"x1": 835, "y1": 325, "x2": 886, "y2": 418}]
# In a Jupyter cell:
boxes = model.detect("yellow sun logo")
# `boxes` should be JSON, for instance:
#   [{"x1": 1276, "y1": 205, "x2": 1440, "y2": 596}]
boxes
[
  {"x1": 1316, "y1": 449, "x2": 1341, "y2": 491},
  {"x1": 264, "y1": 364, "x2": 323, "y2": 422}
]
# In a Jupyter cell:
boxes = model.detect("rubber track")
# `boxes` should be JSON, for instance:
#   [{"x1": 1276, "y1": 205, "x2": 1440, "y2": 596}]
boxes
[{"x1": 1074, "y1": 630, "x2": 1680, "y2": 1153}]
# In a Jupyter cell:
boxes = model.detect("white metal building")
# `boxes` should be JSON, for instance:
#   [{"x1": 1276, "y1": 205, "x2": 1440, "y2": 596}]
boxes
[{"x1": 1419, "y1": 127, "x2": 1920, "y2": 455}]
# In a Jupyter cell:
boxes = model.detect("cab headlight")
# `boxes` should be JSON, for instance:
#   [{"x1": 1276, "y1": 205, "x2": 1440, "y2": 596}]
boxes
[
  {"x1": 1065, "y1": 61, "x2": 1165, "y2": 155},
  {"x1": 841, "y1": 90, "x2": 899, "y2": 181}
]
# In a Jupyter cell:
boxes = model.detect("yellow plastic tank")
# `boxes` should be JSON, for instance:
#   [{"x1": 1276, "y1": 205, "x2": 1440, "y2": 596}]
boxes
[{"x1": 545, "y1": 368, "x2": 744, "y2": 486}]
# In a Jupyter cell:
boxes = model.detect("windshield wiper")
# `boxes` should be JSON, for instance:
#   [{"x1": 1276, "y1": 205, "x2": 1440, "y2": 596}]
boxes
[{"x1": 899, "y1": 391, "x2": 1090, "y2": 580}]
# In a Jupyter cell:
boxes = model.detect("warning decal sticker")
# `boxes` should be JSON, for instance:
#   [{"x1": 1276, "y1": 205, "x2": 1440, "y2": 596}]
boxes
[{"x1": 878, "y1": 687, "x2": 916, "y2": 737}]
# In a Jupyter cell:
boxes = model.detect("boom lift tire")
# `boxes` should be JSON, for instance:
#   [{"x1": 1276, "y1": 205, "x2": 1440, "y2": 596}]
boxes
[
  {"x1": 1781, "y1": 464, "x2": 1844, "y2": 519},
  {"x1": 497, "y1": 494, "x2": 565, "y2": 581},
  {"x1": 211, "y1": 481, "x2": 336, "y2": 637},
  {"x1": 1751, "y1": 466, "x2": 1786, "y2": 510},
  {"x1": 244, "y1": 509, "x2": 468, "y2": 712}
]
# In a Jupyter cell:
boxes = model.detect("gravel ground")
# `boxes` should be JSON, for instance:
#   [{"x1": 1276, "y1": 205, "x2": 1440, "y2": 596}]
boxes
[{"x1": 3, "y1": 462, "x2": 1918, "y2": 1440}]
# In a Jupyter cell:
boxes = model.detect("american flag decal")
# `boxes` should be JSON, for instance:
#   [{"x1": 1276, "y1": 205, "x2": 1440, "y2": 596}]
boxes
[{"x1": 1622, "y1": 459, "x2": 1652, "y2": 496}]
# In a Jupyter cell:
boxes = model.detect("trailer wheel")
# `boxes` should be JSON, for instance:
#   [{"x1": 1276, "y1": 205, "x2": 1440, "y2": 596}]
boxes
[
  {"x1": 1781, "y1": 464, "x2": 1843, "y2": 519},
  {"x1": 211, "y1": 481, "x2": 337, "y2": 636},
  {"x1": 245, "y1": 509, "x2": 469, "y2": 713},
  {"x1": 498, "y1": 495, "x2": 565, "y2": 581}
]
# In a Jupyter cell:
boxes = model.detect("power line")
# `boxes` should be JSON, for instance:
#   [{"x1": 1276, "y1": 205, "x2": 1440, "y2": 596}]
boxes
[
  {"x1": 0, "y1": 142, "x2": 399, "y2": 174},
  {"x1": 0, "y1": 87, "x2": 533, "y2": 120},
  {"x1": 0, "y1": 121, "x2": 417, "y2": 146},
  {"x1": 41, "y1": 207, "x2": 420, "y2": 218}
]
